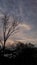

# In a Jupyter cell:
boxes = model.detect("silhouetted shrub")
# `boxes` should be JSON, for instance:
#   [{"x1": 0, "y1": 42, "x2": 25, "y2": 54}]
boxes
[{"x1": 0, "y1": 42, "x2": 37, "y2": 65}]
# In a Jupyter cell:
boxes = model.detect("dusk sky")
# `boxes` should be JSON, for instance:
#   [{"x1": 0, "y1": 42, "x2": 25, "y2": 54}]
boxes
[{"x1": 0, "y1": 0, "x2": 37, "y2": 45}]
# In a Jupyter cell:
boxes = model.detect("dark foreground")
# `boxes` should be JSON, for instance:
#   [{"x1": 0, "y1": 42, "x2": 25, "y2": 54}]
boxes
[{"x1": 0, "y1": 43, "x2": 37, "y2": 65}]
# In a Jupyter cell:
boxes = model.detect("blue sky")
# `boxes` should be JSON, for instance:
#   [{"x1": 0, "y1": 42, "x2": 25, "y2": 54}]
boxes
[{"x1": 0, "y1": 0, "x2": 37, "y2": 45}]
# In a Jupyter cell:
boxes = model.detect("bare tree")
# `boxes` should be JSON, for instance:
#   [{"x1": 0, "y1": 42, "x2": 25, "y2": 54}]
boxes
[{"x1": 0, "y1": 14, "x2": 19, "y2": 52}]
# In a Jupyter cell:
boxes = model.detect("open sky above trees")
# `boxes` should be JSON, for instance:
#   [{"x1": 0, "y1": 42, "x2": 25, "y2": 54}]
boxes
[{"x1": 0, "y1": 0, "x2": 37, "y2": 45}]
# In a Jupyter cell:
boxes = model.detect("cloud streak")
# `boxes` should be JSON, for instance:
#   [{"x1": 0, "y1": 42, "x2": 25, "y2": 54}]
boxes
[{"x1": 19, "y1": 23, "x2": 31, "y2": 30}]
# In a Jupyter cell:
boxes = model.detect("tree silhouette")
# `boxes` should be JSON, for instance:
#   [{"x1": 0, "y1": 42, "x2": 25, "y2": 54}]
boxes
[
  {"x1": 0, "y1": 14, "x2": 19, "y2": 52},
  {"x1": 24, "y1": 43, "x2": 34, "y2": 48}
]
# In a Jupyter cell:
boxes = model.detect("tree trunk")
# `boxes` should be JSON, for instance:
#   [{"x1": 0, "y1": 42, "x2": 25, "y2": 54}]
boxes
[{"x1": 3, "y1": 41, "x2": 5, "y2": 55}]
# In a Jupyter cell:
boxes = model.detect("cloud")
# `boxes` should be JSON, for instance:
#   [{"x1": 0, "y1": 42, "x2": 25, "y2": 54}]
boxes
[
  {"x1": 12, "y1": 30, "x2": 37, "y2": 44},
  {"x1": 18, "y1": 23, "x2": 32, "y2": 30},
  {"x1": 10, "y1": 23, "x2": 37, "y2": 44}
]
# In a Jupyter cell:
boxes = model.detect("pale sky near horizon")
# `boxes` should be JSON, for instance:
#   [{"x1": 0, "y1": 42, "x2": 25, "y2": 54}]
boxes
[{"x1": 0, "y1": 0, "x2": 37, "y2": 45}]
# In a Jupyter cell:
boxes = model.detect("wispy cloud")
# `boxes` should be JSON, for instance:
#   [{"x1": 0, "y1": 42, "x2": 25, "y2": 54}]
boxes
[{"x1": 19, "y1": 23, "x2": 31, "y2": 30}]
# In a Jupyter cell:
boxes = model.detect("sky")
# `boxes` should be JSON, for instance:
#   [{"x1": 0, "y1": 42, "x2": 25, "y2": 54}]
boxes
[{"x1": 0, "y1": 0, "x2": 37, "y2": 45}]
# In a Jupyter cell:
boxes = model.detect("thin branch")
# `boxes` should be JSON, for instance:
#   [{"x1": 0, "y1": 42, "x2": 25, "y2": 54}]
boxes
[
  {"x1": 6, "y1": 24, "x2": 19, "y2": 41},
  {"x1": 7, "y1": 25, "x2": 13, "y2": 37},
  {"x1": 6, "y1": 20, "x2": 19, "y2": 41}
]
